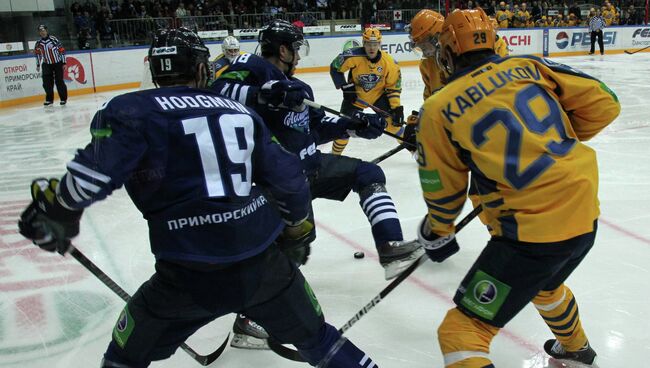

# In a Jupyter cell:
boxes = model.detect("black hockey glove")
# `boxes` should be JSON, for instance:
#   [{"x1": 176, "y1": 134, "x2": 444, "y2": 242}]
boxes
[
  {"x1": 403, "y1": 122, "x2": 417, "y2": 150},
  {"x1": 390, "y1": 106, "x2": 405, "y2": 127},
  {"x1": 18, "y1": 178, "x2": 83, "y2": 255},
  {"x1": 348, "y1": 111, "x2": 386, "y2": 140},
  {"x1": 417, "y1": 215, "x2": 459, "y2": 263},
  {"x1": 258, "y1": 80, "x2": 306, "y2": 109},
  {"x1": 341, "y1": 83, "x2": 357, "y2": 103},
  {"x1": 277, "y1": 220, "x2": 316, "y2": 265}
]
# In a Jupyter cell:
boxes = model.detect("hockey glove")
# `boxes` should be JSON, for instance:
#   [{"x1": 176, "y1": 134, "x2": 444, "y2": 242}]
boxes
[
  {"x1": 258, "y1": 80, "x2": 306, "y2": 109},
  {"x1": 347, "y1": 111, "x2": 386, "y2": 140},
  {"x1": 341, "y1": 83, "x2": 357, "y2": 103},
  {"x1": 402, "y1": 123, "x2": 417, "y2": 150},
  {"x1": 390, "y1": 106, "x2": 405, "y2": 127},
  {"x1": 18, "y1": 178, "x2": 83, "y2": 255},
  {"x1": 417, "y1": 215, "x2": 459, "y2": 263},
  {"x1": 277, "y1": 220, "x2": 316, "y2": 265}
]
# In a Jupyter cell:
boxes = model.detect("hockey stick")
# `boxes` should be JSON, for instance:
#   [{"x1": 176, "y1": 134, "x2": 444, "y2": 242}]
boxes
[
  {"x1": 268, "y1": 205, "x2": 484, "y2": 361},
  {"x1": 371, "y1": 143, "x2": 408, "y2": 164},
  {"x1": 303, "y1": 100, "x2": 417, "y2": 150},
  {"x1": 624, "y1": 45, "x2": 650, "y2": 54},
  {"x1": 68, "y1": 246, "x2": 229, "y2": 366}
]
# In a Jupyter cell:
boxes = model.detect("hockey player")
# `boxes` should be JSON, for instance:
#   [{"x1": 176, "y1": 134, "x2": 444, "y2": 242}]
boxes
[
  {"x1": 416, "y1": 9, "x2": 620, "y2": 366},
  {"x1": 407, "y1": 9, "x2": 445, "y2": 101},
  {"x1": 496, "y1": 2, "x2": 509, "y2": 28},
  {"x1": 18, "y1": 27, "x2": 379, "y2": 368},
  {"x1": 329, "y1": 27, "x2": 404, "y2": 155},
  {"x1": 212, "y1": 19, "x2": 423, "y2": 348},
  {"x1": 209, "y1": 35, "x2": 242, "y2": 80}
]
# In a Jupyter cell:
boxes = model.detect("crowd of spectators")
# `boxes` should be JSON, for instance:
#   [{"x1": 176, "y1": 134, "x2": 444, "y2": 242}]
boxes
[{"x1": 68, "y1": 0, "x2": 646, "y2": 49}]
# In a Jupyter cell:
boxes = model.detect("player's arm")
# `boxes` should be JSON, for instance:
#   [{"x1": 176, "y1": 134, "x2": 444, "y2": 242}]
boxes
[
  {"x1": 251, "y1": 112, "x2": 311, "y2": 225},
  {"x1": 18, "y1": 98, "x2": 147, "y2": 254},
  {"x1": 416, "y1": 104, "x2": 469, "y2": 237},
  {"x1": 419, "y1": 61, "x2": 433, "y2": 100},
  {"x1": 537, "y1": 58, "x2": 621, "y2": 140},
  {"x1": 329, "y1": 52, "x2": 354, "y2": 89}
]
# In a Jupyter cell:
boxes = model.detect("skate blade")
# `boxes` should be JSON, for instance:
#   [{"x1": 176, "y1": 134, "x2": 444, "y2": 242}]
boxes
[
  {"x1": 383, "y1": 247, "x2": 425, "y2": 280},
  {"x1": 230, "y1": 333, "x2": 270, "y2": 350}
]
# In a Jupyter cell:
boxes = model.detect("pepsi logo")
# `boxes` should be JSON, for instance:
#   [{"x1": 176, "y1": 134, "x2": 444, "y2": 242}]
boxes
[{"x1": 556, "y1": 31, "x2": 569, "y2": 49}]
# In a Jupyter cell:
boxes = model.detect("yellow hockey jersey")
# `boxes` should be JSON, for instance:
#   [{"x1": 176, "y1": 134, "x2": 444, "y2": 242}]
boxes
[
  {"x1": 210, "y1": 51, "x2": 246, "y2": 79},
  {"x1": 417, "y1": 55, "x2": 620, "y2": 242},
  {"x1": 419, "y1": 57, "x2": 445, "y2": 100},
  {"x1": 495, "y1": 36, "x2": 509, "y2": 57},
  {"x1": 330, "y1": 47, "x2": 402, "y2": 109}
]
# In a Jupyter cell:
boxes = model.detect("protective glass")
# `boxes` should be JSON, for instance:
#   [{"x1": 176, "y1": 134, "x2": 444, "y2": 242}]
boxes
[{"x1": 292, "y1": 39, "x2": 310, "y2": 58}]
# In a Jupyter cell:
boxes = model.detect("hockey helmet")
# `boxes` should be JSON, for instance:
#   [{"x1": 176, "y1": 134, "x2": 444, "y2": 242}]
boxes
[
  {"x1": 407, "y1": 9, "x2": 444, "y2": 57},
  {"x1": 37, "y1": 24, "x2": 48, "y2": 31},
  {"x1": 437, "y1": 9, "x2": 495, "y2": 76},
  {"x1": 362, "y1": 28, "x2": 382, "y2": 43},
  {"x1": 148, "y1": 28, "x2": 210, "y2": 86},
  {"x1": 221, "y1": 35, "x2": 240, "y2": 62},
  {"x1": 258, "y1": 19, "x2": 309, "y2": 58}
]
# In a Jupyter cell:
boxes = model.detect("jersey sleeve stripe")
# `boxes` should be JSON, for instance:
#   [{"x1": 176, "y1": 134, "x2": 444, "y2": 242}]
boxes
[{"x1": 67, "y1": 161, "x2": 112, "y2": 183}]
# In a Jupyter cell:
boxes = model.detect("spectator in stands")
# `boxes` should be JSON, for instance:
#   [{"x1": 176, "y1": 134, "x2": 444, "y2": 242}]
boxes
[
  {"x1": 176, "y1": 2, "x2": 187, "y2": 17},
  {"x1": 569, "y1": 1, "x2": 581, "y2": 20},
  {"x1": 531, "y1": 0, "x2": 542, "y2": 20}
]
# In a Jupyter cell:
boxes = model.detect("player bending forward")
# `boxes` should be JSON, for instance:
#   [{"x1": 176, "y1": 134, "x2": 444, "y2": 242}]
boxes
[
  {"x1": 416, "y1": 9, "x2": 619, "y2": 367},
  {"x1": 18, "y1": 27, "x2": 379, "y2": 368},
  {"x1": 212, "y1": 20, "x2": 423, "y2": 349}
]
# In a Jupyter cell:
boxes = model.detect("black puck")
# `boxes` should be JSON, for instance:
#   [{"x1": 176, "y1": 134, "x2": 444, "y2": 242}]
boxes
[{"x1": 354, "y1": 251, "x2": 365, "y2": 259}]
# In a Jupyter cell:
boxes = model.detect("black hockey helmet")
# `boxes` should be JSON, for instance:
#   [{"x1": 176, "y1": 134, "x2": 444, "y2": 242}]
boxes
[
  {"x1": 37, "y1": 24, "x2": 47, "y2": 31},
  {"x1": 148, "y1": 27, "x2": 210, "y2": 86},
  {"x1": 258, "y1": 20, "x2": 309, "y2": 59}
]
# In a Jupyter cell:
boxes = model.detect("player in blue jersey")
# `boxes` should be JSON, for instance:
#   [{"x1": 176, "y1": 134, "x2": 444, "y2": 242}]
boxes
[
  {"x1": 211, "y1": 19, "x2": 424, "y2": 349},
  {"x1": 18, "y1": 27, "x2": 379, "y2": 368}
]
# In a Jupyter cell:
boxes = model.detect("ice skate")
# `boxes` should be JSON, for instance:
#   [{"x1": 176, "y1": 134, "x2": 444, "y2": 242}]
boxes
[
  {"x1": 230, "y1": 314, "x2": 270, "y2": 350},
  {"x1": 544, "y1": 339, "x2": 597, "y2": 365},
  {"x1": 378, "y1": 239, "x2": 424, "y2": 280}
]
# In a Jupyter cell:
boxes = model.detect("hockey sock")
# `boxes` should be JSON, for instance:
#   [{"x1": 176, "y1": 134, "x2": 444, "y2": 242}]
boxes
[
  {"x1": 438, "y1": 308, "x2": 499, "y2": 368},
  {"x1": 533, "y1": 284, "x2": 588, "y2": 352},
  {"x1": 295, "y1": 323, "x2": 377, "y2": 368},
  {"x1": 358, "y1": 183, "x2": 403, "y2": 245},
  {"x1": 331, "y1": 138, "x2": 349, "y2": 155}
]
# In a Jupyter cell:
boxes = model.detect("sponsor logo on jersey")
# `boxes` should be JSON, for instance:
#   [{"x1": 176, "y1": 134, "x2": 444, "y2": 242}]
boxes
[
  {"x1": 63, "y1": 56, "x2": 87, "y2": 84},
  {"x1": 358, "y1": 73, "x2": 381, "y2": 92},
  {"x1": 342, "y1": 39, "x2": 361, "y2": 51},
  {"x1": 460, "y1": 270, "x2": 511, "y2": 320},
  {"x1": 283, "y1": 108, "x2": 310, "y2": 132},
  {"x1": 151, "y1": 46, "x2": 177, "y2": 55},
  {"x1": 555, "y1": 31, "x2": 569, "y2": 49}
]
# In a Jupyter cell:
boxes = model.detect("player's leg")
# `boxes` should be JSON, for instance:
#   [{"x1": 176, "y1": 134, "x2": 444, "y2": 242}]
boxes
[
  {"x1": 53, "y1": 62, "x2": 68, "y2": 104},
  {"x1": 312, "y1": 153, "x2": 423, "y2": 280},
  {"x1": 331, "y1": 100, "x2": 362, "y2": 155},
  {"x1": 42, "y1": 63, "x2": 54, "y2": 105},
  {"x1": 243, "y1": 246, "x2": 377, "y2": 367},
  {"x1": 535, "y1": 222, "x2": 598, "y2": 364},
  {"x1": 101, "y1": 261, "x2": 222, "y2": 367},
  {"x1": 439, "y1": 230, "x2": 597, "y2": 367}
]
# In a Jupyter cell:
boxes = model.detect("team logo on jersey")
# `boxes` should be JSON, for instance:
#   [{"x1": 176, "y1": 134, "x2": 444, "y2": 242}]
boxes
[
  {"x1": 357, "y1": 73, "x2": 381, "y2": 92},
  {"x1": 63, "y1": 56, "x2": 87, "y2": 84},
  {"x1": 555, "y1": 32, "x2": 569, "y2": 49}
]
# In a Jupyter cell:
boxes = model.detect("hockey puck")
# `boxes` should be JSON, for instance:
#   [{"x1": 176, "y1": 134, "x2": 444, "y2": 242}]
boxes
[{"x1": 354, "y1": 251, "x2": 365, "y2": 259}]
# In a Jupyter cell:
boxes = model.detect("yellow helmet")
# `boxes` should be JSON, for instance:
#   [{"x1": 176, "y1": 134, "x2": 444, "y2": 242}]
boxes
[
  {"x1": 362, "y1": 28, "x2": 382, "y2": 42},
  {"x1": 408, "y1": 9, "x2": 444, "y2": 44},
  {"x1": 438, "y1": 9, "x2": 495, "y2": 75}
]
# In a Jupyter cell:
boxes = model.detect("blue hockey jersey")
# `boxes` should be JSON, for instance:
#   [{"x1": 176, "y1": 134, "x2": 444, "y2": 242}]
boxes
[
  {"x1": 58, "y1": 86, "x2": 311, "y2": 264},
  {"x1": 211, "y1": 53, "x2": 352, "y2": 175}
]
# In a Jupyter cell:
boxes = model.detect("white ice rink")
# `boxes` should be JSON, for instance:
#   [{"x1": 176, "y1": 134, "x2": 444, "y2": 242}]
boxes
[{"x1": 1, "y1": 53, "x2": 649, "y2": 368}]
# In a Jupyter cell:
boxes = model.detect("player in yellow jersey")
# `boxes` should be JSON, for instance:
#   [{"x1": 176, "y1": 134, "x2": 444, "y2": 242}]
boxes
[
  {"x1": 329, "y1": 28, "x2": 403, "y2": 155},
  {"x1": 209, "y1": 36, "x2": 245, "y2": 80},
  {"x1": 408, "y1": 9, "x2": 445, "y2": 100},
  {"x1": 416, "y1": 8, "x2": 620, "y2": 367}
]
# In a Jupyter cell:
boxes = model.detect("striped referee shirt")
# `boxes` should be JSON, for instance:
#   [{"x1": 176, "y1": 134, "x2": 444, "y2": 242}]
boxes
[
  {"x1": 589, "y1": 16, "x2": 606, "y2": 32},
  {"x1": 34, "y1": 35, "x2": 66, "y2": 65}
]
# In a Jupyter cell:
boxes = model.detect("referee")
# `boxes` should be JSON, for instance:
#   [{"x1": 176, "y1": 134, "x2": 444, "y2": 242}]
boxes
[
  {"x1": 588, "y1": 9, "x2": 606, "y2": 55},
  {"x1": 34, "y1": 24, "x2": 68, "y2": 106}
]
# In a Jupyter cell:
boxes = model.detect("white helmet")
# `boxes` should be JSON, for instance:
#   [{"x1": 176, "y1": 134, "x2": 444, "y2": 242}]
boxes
[{"x1": 221, "y1": 36, "x2": 240, "y2": 62}]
